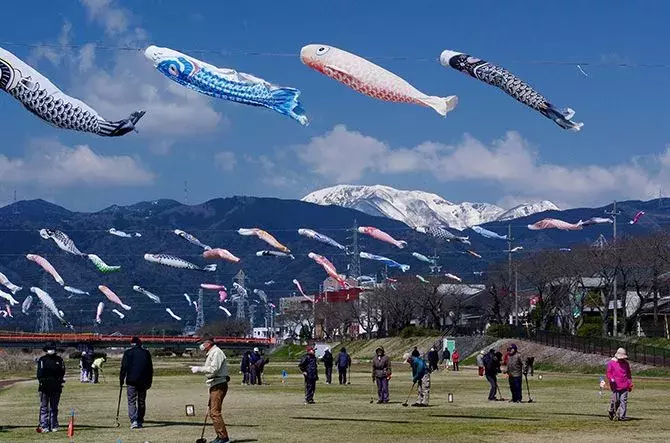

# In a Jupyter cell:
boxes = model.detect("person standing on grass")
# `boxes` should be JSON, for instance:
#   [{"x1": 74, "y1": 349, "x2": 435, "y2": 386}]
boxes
[
  {"x1": 254, "y1": 354, "x2": 268, "y2": 385},
  {"x1": 404, "y1": 351, "x2": 430, "y2": 407},
  {"x1": 336, "y1": 347, "x2": 351, "y2": 385},
  {"x1": 606, "y1": 347, "x2": 633, "y2": 421},
  {"x1": 299, "y1": 346, "x2": 318, "y2": 404},
  {"x1": 191, "y1": 334, "x2": 231, "y2": 443},
  {"x1": 483, "y1": 349, "x2": 500, "y2": 401},
  {"x1": 505, "y1": 343, "x2": 525, "y2": 403},
  {"x1": 120, "y1": 336, "x2": 153, "y2": 429},
  {"x1": 36, "y1": 342, "x2": 65, "y2": 433},
  {"x1": 441, "y1": 347, "x2": 451, "y2": 370},
  {"x1": 92, "y1": 356, "x2": 106, "y2": 384},
  {"x1": 372, "y1": 347, "x2": 392, "y2": 404},
  {"x1": 249, "y1": 347, "x2": 261, "y2": 385},
  {"x1": 452, "y1": 349, "x2": 460, "y2": 371},
  {"x1": 240, "y1": 351, "x2": 251, "y2": 385},
  {"x1": 321, "y1": 347, "x2": 334, "y2": 384},
  {"x1": 476, "y1": 350, "x2": 485, "y2": 377},
  {"x1": 80, "y1": 350, "x2": 93, "y2": 383},
  {"x1": 427, "y1": 347, "x2": 439, "y2": 372}
]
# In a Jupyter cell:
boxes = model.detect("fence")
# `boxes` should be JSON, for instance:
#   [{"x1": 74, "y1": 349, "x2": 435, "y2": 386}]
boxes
[{"x1": 494, "y1": 327, "x2": 670, "y2": 367}]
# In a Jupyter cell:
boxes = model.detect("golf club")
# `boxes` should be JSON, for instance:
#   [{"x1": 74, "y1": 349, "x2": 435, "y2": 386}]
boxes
[
  {"x1": 524, "y1": 373, "x2": 534, "y2": 403},
  {"x1": 195, "y1": 405, "x2": 210, "y2": 443},
  {"x1": 114, "y1": 385, "x2": 123, "y2": 428},
  {"x1": 369, "y1": 379, "x2": 376, "y2": 404},
  {"x1": 496, "y1": 382, "x2": 506, "y2": 401},
  {"x1": 401, "y1": 382, "x2": 416, "y2": 407}
]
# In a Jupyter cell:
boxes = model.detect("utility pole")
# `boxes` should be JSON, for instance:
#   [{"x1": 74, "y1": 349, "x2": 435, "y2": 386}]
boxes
[
  {"x1": 605, "y1": 201, "x2": 621, "y2": 336},
  {"x1": 507, "y1": 224, "x2": 519, "y2": 326},
  {"x1": 195, "y1": 288, "x2": 205, "y2": 331},
  {"x1": 348, "y1": 219, "x2": 361, "y2": 279}
]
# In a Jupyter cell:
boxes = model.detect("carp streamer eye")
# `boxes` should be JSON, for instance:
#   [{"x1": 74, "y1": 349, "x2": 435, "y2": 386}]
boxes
[
  {"x1": 168, "y1": 64, "x2": 179, "y2": 76},
  {"x1": 316, "y1": 46, "x2": 330, "y2": 56}
]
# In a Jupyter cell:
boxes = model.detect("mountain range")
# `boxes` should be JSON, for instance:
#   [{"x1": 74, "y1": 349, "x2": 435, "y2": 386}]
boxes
[
  {"x1": 0, "y1": 195, "x2": 664, "y2": 332},
  {"x1": 302, "y1": 185, "x2": 559, "y2": 230}
]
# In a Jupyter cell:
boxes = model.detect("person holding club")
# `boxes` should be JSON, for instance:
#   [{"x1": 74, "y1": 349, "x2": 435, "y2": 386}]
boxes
[
  {"x1": 606, "y1": 347, "x2": 633, "y2": 421},
  {"x1": 36, "y1": 341, "x2": 65, "y2": 433},
  {"x1": 505, "y1": 343, "x2": 526, "y2": 403},
  {"x1": 372, "y1": 347, "x2": 392, "y2": 404},
  {"x1": 120, "y1": 336, "x2": 153, "y2": 429},
  {"x1": 405, "y1": 349, "x2": 430, "y2": 407},
  {"x1": 191, "y1": 334, "x2": 231, "y2": 443}
]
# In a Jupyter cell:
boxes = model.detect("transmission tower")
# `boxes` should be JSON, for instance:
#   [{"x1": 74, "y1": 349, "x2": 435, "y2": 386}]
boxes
[
  {"x1": 347, "y1": 219, "x2": 361, "y2": 278},
  {"x1": 428, "y1": 249, "x2": 441, "y2": 275},
  {"x1": 195, "y1": 288, "x2": 205, "y2": 331},
  {"x1": 234, "y1": 270, "x2": 247, "y2": 320},
  {"x1": 248, "y1": 303, "x2": 257, "y2": 331},
  {"x1": 35, "y1": 274, "x2": 53, "y2": 332},
  {"x1": 12, "y1": 190, "x2": 19, "y2": 215}
]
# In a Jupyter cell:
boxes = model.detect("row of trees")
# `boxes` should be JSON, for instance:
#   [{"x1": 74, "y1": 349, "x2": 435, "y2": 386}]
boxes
[{"x1": 491, "y1": 232, "x2": 670, "y2": 336}]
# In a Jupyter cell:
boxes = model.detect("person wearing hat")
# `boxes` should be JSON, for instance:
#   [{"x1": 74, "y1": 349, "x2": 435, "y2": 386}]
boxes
[
  {"x1": 92, "y1": 355, "x2": 107, "y2": 384},
  {"x1": 80, "y1": 349, "x2": 94, "y2": 383},
  {"x1": 372, "y1": 347, "x2": 392, "y2": 404},
  {"x1": 320, "y1": 347, "x2": 334, "y2": 384},
  {"x1": 476, "y1": 350, "x2": 485, "y2": 377},
  {"x1": 120, "y1": 336, "x2": 153, "y2": 429},
  {"x1": 427, "y1": 347, "x2": 439, "y2": 372},
  {"x1": 298, "y1": 346, "x2": 319, "y2": 404},
  {"x1": 505, "y1": 343, "x2": 525, "y2": 403},
  {"x1": 336, "y1": 347, "x2": 351, "y2": 385},
  {"x1": 249, "y1": 347, "x2": 261, "y2": 385},
  {"x1": 483, "y1": 349, "x2": 501, "y2": 401},
  {"x1": 404, "y1": 351, "x2": 430, "y2": 407},
  {"x1": 606, "y1": 348, "x2": 633, "y2": 421},
  {"x1": 191, "y1": 334, "x2": 231, "y2": 443},
  {"x1": 36, "y1": 342, "x2": 65, "y2": 433}
]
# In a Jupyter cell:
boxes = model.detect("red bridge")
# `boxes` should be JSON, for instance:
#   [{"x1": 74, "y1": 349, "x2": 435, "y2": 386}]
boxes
[{"x1": 0, "y1": 332, "x2": 276, "y2": 350}]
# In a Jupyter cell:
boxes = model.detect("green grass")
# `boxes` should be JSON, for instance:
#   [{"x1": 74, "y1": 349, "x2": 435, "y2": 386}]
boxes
[{"x1": 2, "y1": 359, "x2": 669, "y2": 442}]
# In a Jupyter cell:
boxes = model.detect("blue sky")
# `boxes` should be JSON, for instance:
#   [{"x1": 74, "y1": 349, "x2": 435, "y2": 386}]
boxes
[{"x1": 0, "y1": 0, "x2": 669, "y2": 211}]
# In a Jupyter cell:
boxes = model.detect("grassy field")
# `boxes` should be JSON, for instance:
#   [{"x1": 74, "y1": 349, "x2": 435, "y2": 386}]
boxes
[{"x1": 1, "y1": 358, "x2": 669, "y2": 442}]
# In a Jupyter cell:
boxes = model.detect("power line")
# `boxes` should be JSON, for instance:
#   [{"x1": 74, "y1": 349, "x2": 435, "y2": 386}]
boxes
[{"x1": 1, "y1": 40, "x2": 668, "y2": 69}]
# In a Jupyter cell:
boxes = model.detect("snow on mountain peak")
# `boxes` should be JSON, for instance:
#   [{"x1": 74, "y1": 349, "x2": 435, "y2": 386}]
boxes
[{"x1": 301, "y1": 185, "x2": 558, "y2": 230}]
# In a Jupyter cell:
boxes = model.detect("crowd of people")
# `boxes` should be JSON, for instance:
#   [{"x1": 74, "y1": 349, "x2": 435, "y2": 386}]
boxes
[{"x1": 31, "y1": 338, "x2": 635, "y2": 441}]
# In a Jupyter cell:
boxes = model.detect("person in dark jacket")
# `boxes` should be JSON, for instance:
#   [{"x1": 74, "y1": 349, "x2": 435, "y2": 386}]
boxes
[
  {"x1": 254, "y1": 355, "x2": 268, "y2": 385},
  {"x1": 405, "y1": 352, "x2": 430, "y2": 406},
  {"x1": 249, "y1": 347, "x2": 261, "y2": 385},
  {"x1": 240, "y1": 351, "x2": 251, "y2": 385},
  {"x1": 320, "y1": 348, "x2": 334, "y2": 384},
  {"x1": 336, "y1": 347, "x2": 351, "y2": 385},
  {"x1": 427, "y1": 347, "x2": 439, "y2": 372},
  {"x1": 36, "y1": 342, "x2": 65, "y2": 433},
  {"x1": 80, "y1": 350, "x2": 94, "y2": 383},
  {"x1": 298, "y1": 346, "x2": 318, "y2": 404},
  {"x1": 372, "y1": 347, "x2": 392, "y2": 403},
  {"x1": 120, "y1": 336, "x2": 153, "y2": 429},
  {"x1": 483, "y1": 349, "x2": 501, "y2": 400},
  {"x1": 441, "y1": 347, "x2": 451, "y2": 370}
]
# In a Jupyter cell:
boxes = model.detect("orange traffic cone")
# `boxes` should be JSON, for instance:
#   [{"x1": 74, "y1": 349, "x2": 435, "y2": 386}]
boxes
[{"x1": 67, "y1": 409, "x2": 75, "y2": 440}]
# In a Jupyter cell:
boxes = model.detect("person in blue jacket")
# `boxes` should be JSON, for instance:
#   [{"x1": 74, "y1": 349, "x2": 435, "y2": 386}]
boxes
[{"x1": 405, "y1": 349, "x2": 430, "y2": 407}]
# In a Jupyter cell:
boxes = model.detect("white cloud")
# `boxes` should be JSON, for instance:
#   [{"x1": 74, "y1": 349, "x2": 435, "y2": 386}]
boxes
[
  {"x1": 0, "y1": 139, "x2": 154, "y2": 187},
  {"x1": 294, "y1": 125, "x2": 670, "y2": 208},
  {"x1": 30, "y1": 1, "x2": 224, "y2": 142},
  {"x1": 245, "y1": 154, "x2": 297, "y2": 188},
  {"x1": 214, "y1": 151, "x2": 237, "y2": 171}
]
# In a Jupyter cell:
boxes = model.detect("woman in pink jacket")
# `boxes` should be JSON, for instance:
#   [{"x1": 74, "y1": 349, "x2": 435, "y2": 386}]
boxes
[{"x1": 606, "y1": 347, "x2": 633, "y2": 421}]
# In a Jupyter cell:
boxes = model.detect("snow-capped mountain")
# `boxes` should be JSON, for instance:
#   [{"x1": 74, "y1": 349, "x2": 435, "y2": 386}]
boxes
[{"x1": 302, "y1": 185, "x2": 558, "y2": 230}]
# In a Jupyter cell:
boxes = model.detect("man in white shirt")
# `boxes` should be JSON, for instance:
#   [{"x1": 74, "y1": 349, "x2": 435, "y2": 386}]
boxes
[{"x1": 190, "y1": 334, "x2": 230, "y2": 443}]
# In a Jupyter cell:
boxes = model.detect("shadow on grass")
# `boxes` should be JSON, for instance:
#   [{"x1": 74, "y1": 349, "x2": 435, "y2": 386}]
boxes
[
  {"x1": 143, "y1": 420, "x2": 259, "y2": 428},
  {"x1": 429, "y1": 414, "x2": 541, "y2": 421},
  {"x1": 291, "y1": 416, "x2": 414, "y2": 424},
  {"x1": 551, "y1": 412, "x2": 648, "y2": 421}
]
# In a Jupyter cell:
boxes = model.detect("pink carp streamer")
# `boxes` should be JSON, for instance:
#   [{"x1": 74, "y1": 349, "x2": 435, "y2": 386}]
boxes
[
  {"x1": 98, "y1": 285, "x2": 131, "y2": 311},
  {"x1": 200, "y1": 283, "x2": 227, "y2": 291},
  {"x1": 203, "y1": 248, "x2": 240, "y2": 263},
  {"x1": 308, "y1": 252, "x2": 347, "y2": 289},
  {"x1": 26, "y1": 254, "x2": 65, "y2": 286},
  {"x1": 237, "y1": 228, "x2": 290, "y2": 253},
  {"x1": 218, "y1": 290, "x2": 228, "y2": 303},
  {"x1": 527, "y1": 218, "x2": 583, "y2": 231},
  {"x1": 300, "y1": 44, "x2": 457, "y2": 116},
  {"x1": 629, "y1": 211, "x2": 645, "y2": 225},
  {"x1": 358, "y1": 226, "x2": 407, "y2": 249}
]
